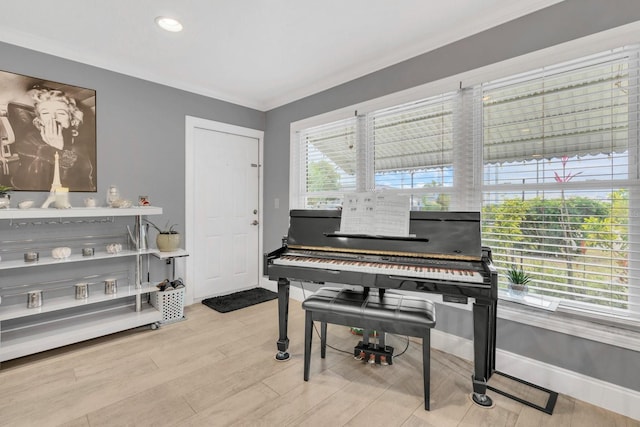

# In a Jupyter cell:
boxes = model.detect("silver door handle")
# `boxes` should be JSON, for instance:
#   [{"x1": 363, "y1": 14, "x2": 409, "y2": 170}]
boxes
[{"x1": 251, "y1": 220, "x2": 259, "y2": 226}]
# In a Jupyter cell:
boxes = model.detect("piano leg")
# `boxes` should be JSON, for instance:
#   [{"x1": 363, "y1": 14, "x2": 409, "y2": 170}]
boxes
[
  {"x1": 471, "y1": 299, "x2": 495, "y2": 407},
  {"x1": 275, "y1": 278, "x2": 291, "y2": 361}
]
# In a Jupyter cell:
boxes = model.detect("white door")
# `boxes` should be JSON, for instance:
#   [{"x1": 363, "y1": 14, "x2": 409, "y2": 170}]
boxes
[{"x1": 185, "y1": 118, "x2": 263, "y2": 301}]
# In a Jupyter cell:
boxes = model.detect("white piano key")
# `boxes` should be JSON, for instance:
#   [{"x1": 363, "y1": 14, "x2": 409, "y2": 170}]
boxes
[{"x1": 273, "y1": 255, "x2": 485, "y2": 283}]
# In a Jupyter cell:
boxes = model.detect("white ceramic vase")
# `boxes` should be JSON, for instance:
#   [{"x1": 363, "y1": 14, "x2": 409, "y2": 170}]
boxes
[{"x1": 156, "y1": 233, "x2": 180, "y2": 252}]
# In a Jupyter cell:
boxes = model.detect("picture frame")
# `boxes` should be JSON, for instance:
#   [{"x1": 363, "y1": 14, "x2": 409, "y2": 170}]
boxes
[{"x1": 0, "y1": 69, "x2": 96, "y2": 192}]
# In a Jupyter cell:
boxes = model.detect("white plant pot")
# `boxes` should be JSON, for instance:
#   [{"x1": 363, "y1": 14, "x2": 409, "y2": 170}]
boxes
[
  {"x1": 508, "y1": 281, "x2": 528, "y2": 298},
  {"x1": 156, "y1": 233, "x2": 181, "y2": 252}
]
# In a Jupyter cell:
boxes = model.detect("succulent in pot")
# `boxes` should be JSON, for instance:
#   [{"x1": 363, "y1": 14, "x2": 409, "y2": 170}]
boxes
[
  {"x1": 505, "y1": 266, "x2": 531, "y2": 297},
  {"x1": 145, "y1": 219, "x2": 181, "y2": 252}
]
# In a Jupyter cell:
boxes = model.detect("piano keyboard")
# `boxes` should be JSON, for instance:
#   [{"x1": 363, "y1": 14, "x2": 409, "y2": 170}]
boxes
[{"x1": 273, "y1": 255, "x2": 485, "y2": 284}]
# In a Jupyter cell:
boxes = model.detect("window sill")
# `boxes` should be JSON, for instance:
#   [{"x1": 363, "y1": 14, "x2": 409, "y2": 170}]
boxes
[{"x1": 499, "y1": 290, "x2": 559, "y2": 311}]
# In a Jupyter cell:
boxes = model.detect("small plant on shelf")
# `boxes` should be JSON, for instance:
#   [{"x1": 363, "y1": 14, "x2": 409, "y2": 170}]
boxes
[
  {"x1": 145, "y1": 219, "x2": 180, "y2": 252},
  {"x1": 505, "y1": 265, "x2": 531, "y2": 297},
  {"x1": 145, "y1": 219, "x2": 179, "y2": 234}
]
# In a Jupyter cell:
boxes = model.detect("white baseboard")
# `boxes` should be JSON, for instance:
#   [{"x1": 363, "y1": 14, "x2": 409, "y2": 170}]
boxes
[
  {"x1": 259, "y1": 280, "x2": 640, "y2": 421},
  {"x1": 431, "y1": 328, "x2": 640, "y2": 421}
]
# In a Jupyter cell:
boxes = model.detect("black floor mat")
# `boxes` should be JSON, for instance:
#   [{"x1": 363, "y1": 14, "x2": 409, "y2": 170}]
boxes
[{"x1": 201, "y1": 288, "x2": 278, "y2": 313}]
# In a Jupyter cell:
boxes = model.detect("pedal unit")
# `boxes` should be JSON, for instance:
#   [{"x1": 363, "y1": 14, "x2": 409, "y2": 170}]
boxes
[{"x1": 353, "y1": 341, "x2": 394, "y2": 365}]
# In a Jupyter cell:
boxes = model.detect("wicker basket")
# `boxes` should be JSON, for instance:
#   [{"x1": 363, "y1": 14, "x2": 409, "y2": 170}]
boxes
[{"x1": 151, "y1": 287, "x2": 185, "y2": 323}]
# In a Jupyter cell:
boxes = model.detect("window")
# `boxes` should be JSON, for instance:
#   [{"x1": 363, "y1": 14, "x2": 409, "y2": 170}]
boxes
[
  {"x1": 369, "y1": 95, "x2": 455, "y2": 187},
  {"x1": 369, "y1": 94, "x2": 459, "y2": 210},
  {"x1": 296, "y1": 93, "x2": 459, "y2": 211},
  {"x1": 480, "y1": 47, "x2": 639, "y2": 316},
  {"x1": 291, "y1": 45, "x2": 640, "y2": 320},
  {"x1": 296, "y1": 117, "x2": 357, "y2": 208}
]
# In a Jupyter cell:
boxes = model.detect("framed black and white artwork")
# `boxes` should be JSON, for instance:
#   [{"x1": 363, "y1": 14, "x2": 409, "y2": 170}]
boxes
[{"x1": 0, "y1": 70, "x2": 96, "y2": 192}]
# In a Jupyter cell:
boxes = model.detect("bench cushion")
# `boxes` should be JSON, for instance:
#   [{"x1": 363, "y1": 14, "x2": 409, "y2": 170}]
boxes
[{"x1": 302, "y1": 287, "x2": 436, "y2": 337}]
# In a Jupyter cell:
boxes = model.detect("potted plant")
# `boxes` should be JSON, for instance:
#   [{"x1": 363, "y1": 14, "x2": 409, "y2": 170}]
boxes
[
  {"x1": 0, "y1": 185, "x2": 11, "y2": 209},
  {"x1": 505, "y1": 265, "x2": 531, "y2": 297},
  {"x1": 145, "y1": 219, "x2": 181, "y2": 252}
]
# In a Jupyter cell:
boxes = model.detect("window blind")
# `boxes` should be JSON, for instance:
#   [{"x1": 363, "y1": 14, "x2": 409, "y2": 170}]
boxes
[
  {"x1": 481, "y1": 47, "x2": 634, "y2": 170},
  {"x1": 480, "y1": 46, "x2": 640, "y2": 315},
  {"x1": 368, "y1": 93, "x2": 456, "y2": 188},
  {"x1": 299, "y1": 117, "x2": 357, "y2": 208}
]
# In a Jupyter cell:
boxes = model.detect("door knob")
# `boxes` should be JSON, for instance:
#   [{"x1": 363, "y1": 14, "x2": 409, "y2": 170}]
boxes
[{"x1": 251, "y1": 220, "x2": 259, "y2": 226}]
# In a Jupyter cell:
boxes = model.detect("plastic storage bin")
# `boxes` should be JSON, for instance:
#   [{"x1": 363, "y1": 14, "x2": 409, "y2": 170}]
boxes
[{"x1": 151, "y1": 287, "x2": 185, "y2": 323}]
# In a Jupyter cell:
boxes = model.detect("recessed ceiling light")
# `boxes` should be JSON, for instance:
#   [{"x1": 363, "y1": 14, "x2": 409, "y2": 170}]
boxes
[{"x1": 155, "y1": 16, "x2": 183, "y2": 32}]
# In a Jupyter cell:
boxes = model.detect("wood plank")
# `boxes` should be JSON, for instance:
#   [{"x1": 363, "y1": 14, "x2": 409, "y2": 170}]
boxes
[{"x1": 0, "y1": 301, "x2": 636, "y2": 426}]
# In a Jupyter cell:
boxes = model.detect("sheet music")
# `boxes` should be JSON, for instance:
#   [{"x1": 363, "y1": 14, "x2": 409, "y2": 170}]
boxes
[
  {"x1": 339, "y1": 192, "x2": 410, "y2": 237},
  {"x1": 372, "y1": 193, "x2": 410, "y2": 236},
  {"x1": 340, "y1": 193, "x2": 375, "y2": 234}
]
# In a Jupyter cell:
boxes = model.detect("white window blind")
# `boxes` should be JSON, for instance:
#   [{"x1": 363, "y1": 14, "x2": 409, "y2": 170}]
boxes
[
  {"x1": 298, "y1": 117, "x2": 357, "y2": 208},
  {"x1": 368, "y1": 93, "x2": 457, "y2": 210},
  {"x1": 480, "y1": 46, "x2": 640, "y2": 315},
  {"x1": 369, "y1": 94, "x2": 456, "y2": 183}
]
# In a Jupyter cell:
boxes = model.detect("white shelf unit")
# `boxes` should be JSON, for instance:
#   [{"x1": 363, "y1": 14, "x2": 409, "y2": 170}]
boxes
[
  {"x1": 1, "y1": 304, "x2": 161, "y2": 362},
  {"x1": 0, "y1": 206, "x2": 164, "y2": 363},
  {"x1": 152, "y1": 248, "x2": 189, "y2": 260},
  {"x1": 0, "y1": 206, "x2": 162, "y2": 220},
  {"x1": 0, "y1": 281, "x2": 159, "y2": 322},
  {"x1": 0, "y1": 248, "x2": 159, "y2": 271},
  {"x1": 152, "y1": 248, "x2": 189, "y2": 282}
]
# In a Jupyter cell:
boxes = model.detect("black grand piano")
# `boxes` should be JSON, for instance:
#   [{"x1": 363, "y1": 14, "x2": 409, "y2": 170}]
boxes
[{"x1": 264, "y1": 209, "x2": 498, "y2": 407}]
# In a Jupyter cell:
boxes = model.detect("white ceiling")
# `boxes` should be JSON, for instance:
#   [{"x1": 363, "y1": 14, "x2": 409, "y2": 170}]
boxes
[{"x1": 0, "y1": 0, "x2": 563, "y2": 111}]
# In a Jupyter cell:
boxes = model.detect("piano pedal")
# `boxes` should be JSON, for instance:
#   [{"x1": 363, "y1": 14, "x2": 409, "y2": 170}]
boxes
[{"x1": 353, "y1": 342, "x2": 394, "y2": 365}]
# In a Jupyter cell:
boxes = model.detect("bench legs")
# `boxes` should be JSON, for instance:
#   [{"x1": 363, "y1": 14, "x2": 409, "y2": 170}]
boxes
[
  {"x1": 304, "y1": 311, "x2": 313, "y2": 381},
  {"x1": 422, "y1": 331, "x2": 431, "y2": 410},
  {"x1": 303, "y1": 313, "x2": 432, "y2": 411},
  {"x1": 321, "y1": 321, "x2": 327, "y2": 358}
]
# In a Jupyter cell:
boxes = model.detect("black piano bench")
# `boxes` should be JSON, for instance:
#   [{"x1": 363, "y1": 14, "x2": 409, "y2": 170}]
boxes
[{"x1": 302, "y1": 287, "x2": 436, "y2": 410}]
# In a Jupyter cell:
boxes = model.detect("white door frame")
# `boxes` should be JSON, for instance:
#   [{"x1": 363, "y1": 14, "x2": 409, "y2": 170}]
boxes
[{"x1": 184, "y1": 116, "x2": 264, "y2": 306}]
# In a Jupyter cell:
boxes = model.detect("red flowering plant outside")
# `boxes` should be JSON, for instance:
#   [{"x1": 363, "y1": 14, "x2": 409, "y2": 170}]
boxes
[
  {"x1": 554, "y1": 155, "x2": 583, "y2": 286},
  {"x1": 554, "y1": 155, "x2": 582, "y2": 183}
]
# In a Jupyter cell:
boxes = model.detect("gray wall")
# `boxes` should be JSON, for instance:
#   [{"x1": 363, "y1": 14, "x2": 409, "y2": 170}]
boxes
[
  {"x1": 0, "y1": 41, "x2": 265, "y2": 229},
  {"x1": 263, "y1": 0, "x2": 640, "y2": 392}
]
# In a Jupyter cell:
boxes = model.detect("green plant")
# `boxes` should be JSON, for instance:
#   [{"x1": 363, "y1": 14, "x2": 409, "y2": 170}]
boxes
[
  {"x1": 505, "y1": 266, "x2": 531, "y2": 285},
  {"x1": 145, "y1": 219, "x2": 179, "y2": 234},
  {"x1": 0, "y1": 185, "x2": 12, "y2": 195}
]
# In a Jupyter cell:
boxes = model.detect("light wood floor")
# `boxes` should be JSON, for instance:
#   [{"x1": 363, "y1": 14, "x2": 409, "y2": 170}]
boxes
[{"x1": 1, "y1": 299, "x2": 638, "y2": 427}]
